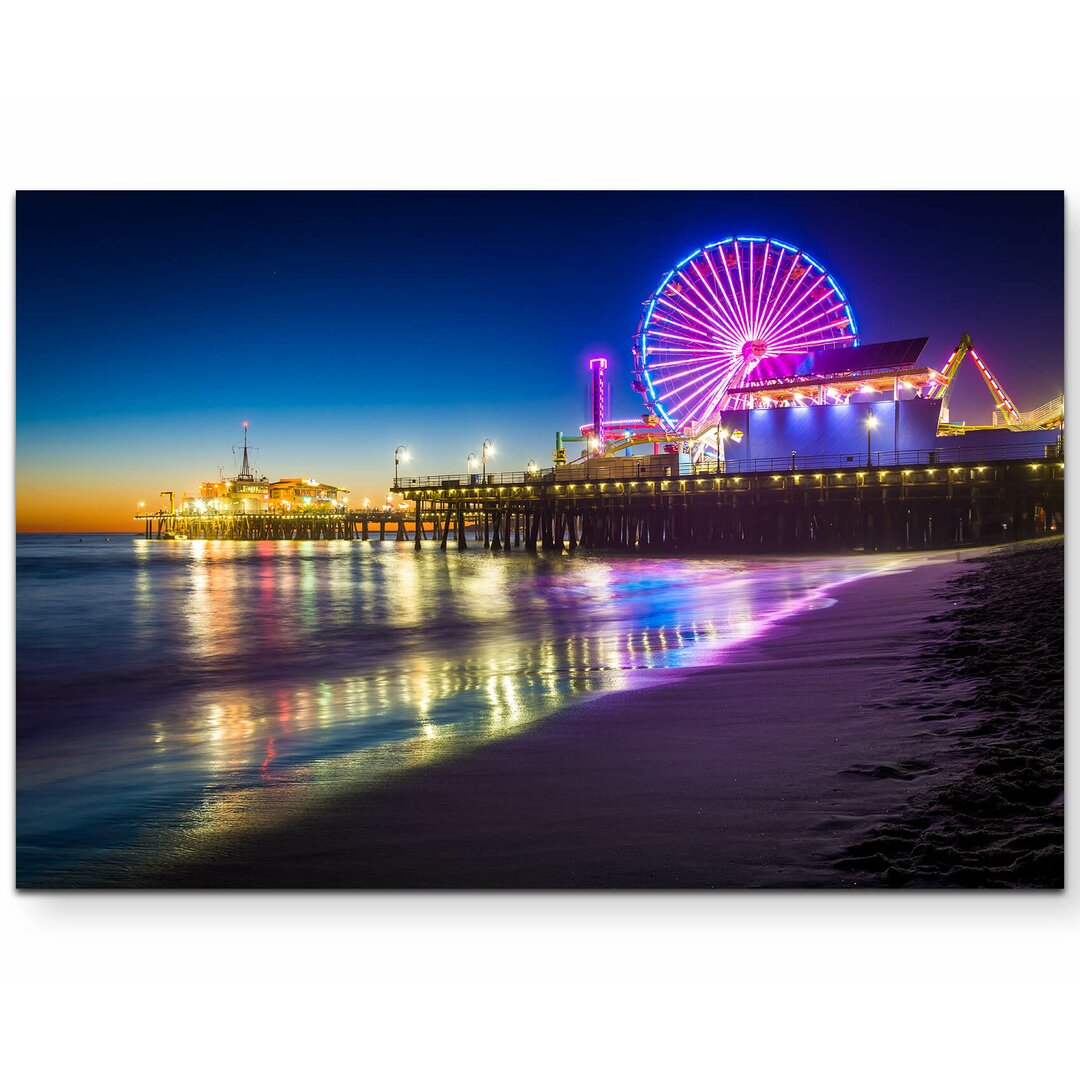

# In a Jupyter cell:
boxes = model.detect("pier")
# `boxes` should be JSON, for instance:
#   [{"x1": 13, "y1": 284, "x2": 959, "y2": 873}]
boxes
[
  {"x1": 133, "y1": 507, "x2": 502, "y2": 543},
  {"x1": 391, "y1": 442, "x2": 1064, "y2": 554},
  {"x1": 136, "y1": 509, "x2": 414, "y2": 542},
  {"x1": 135, "y1": 443, "x2": 1063, "y2": 553}
]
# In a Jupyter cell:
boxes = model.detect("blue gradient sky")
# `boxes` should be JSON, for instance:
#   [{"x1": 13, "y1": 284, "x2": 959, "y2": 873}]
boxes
[{"x1": 16, "y1": 191, "x2": 1063, "y2": 530}]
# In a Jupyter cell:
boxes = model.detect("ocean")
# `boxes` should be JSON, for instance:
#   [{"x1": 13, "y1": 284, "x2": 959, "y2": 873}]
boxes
[{"x1": 16, "y1": 534, "x2": 892, "y2": 886}]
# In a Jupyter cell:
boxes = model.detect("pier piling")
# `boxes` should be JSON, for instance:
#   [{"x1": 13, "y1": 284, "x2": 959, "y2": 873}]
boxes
[{"x1": 386, "y1": 452, "x2": 1063, "y2": 556}]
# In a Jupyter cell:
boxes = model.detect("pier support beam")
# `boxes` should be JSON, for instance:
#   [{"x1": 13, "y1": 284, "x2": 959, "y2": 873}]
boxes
[{"x1": 441, "y1": 504, "x2": 452, "y2": 551}]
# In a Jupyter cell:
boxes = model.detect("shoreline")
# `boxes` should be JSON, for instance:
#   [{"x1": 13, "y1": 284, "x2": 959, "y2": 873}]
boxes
[{"x1": 129, "y1": 544, "x2": 1046, "y2": 889}]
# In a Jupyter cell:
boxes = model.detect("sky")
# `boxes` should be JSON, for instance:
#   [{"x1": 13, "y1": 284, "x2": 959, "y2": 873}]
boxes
[{"x1": 16, "y1": 190, "x2": 1064, "y2": 532}]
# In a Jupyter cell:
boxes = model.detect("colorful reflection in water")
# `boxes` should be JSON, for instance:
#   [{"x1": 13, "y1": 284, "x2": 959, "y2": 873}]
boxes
[{"x1": 17, "y1": 536, "x2": 906, "y2": 884}]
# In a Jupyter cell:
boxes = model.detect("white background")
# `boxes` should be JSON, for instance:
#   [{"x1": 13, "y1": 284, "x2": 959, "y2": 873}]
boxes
[{"x1": 2, "y1": 3, "x2": 1076, "y2": 1076}]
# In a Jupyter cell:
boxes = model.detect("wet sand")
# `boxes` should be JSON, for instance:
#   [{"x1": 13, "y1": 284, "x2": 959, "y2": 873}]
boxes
[{"x1": 130, "y1": 541, "x2": 1068, "y2": 889}]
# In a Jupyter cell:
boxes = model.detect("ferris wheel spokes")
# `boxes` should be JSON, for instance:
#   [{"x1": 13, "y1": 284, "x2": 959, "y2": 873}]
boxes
[{"x1": 633, "y1": 236, "x2": 858, "y2": 432}]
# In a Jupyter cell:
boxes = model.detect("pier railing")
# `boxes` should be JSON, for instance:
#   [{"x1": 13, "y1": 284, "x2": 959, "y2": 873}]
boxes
[
  {"x1": 135, "y1": 508, "x2": 406, "y2": 520},
  {"x1": 395, "y1": 470, "x2": 555, "y2": 489},
  {"x1": 396, "y1": 441, "x2": 1062, "y2": 489}
]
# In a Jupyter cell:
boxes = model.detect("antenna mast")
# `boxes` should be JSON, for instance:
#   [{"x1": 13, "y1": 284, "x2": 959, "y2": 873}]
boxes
[{"x1": 237, "y1": 421, "x2": 255, "y2": 481}]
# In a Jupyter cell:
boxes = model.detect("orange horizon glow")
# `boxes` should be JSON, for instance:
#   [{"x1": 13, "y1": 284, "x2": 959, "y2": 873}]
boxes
[{"x1": 16, "y1": 478, "x2": 398, "y2": 534}]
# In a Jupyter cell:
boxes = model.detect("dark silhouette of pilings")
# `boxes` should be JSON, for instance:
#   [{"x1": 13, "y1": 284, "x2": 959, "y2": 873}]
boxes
[
  {"x1": 390, "y1": 459, "x2": 1064, "y2": 555},
  {"x1": 135, "y1": 459, "x2": 1064, "y2": 552}
]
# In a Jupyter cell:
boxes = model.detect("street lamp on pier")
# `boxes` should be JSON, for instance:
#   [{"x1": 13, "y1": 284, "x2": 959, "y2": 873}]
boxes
[
  {"x1": 585, "y1": 437, "x2": 601, "y2": 480},
  {"x1": 467, "y1": 453, "x2": 478, "y2": 482},
  {"x1": 482, "y1": 439, "x2": 494, "y2": 482},
  {"x1": 714, "y1": 424, "x2": 728, "y2": 472},
  {"x1": 394, "y1": 444, "x2": 409, "y2": 486},
  {"x1": 866, "y1": 408, "x2": 878, "y2": 467}
]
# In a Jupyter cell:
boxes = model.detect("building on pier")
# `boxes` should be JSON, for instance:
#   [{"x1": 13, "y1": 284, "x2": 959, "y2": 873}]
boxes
[
  {"x1": 267, "y1": 478, "x2": 349, "y2": 511},
  {"x1": 186, "y1": 476, "x2": 349, "y2": 515},
  {"x1": 569, "y1": 336, "x2": 1062, "y2": 481},
  {"x1": 159, "y1": 424, "x2": 350, "y2": 529},
  {"x1": 184, "y1": 421, "x2": 273, "y2": 514},
  {"x1": 191, "y1": 478, "x2": 270, "y2": 515}
]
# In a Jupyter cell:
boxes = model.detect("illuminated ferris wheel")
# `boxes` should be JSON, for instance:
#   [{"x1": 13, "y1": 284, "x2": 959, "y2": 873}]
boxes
[{"x1": 632, "y1": 237, "x2": 859, "y2": 433}]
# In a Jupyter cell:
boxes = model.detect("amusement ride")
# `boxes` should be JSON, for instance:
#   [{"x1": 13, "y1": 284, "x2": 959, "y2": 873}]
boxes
[{"x1": 565, "y1": 236, "x2": 1062, "y2": 467}]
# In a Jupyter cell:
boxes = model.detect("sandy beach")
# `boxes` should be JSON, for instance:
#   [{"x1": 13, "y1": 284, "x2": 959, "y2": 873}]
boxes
[
  {"x1": 130, "y1": 539, "x2": 1062, "y2": 889},
  {"x1": 835, "y1": 538, "x2": 1063, "y2": 886}
]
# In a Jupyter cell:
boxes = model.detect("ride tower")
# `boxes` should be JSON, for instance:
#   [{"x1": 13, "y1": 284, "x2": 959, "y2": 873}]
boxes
[{"x1": 589, "y1": 357, "x2": 608, "y2": 456}]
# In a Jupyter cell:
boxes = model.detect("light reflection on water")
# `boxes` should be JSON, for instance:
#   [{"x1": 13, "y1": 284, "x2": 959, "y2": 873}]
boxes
[{"x1": 17, "y1": 536, "x2": 900, "y2": 884}]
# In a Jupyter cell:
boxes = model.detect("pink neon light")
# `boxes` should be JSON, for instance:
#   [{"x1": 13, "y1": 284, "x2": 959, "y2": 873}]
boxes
[{"x1": 636, "y1": 238, "x2": 857, "y2": 432}]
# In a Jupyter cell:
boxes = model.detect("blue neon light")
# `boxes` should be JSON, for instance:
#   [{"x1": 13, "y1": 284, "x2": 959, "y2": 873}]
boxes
[{"x1": 641, "y1": 234, "x2": 860, "y2": 426}]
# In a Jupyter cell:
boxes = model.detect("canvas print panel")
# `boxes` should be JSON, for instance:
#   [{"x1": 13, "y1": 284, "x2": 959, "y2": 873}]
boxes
[{"x1": 15, "y1": 191, "x2": 1064, "y2": 888}]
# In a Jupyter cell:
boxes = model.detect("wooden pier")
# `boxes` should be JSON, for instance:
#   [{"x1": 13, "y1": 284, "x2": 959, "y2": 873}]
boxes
[
  {"x1": 392, "y1": 446, "x2": 1064, "y2": 554},
  {"x1": 137, "y1": 509, "x2": 414, "y2": 541},
  {"x1": 134, "y1": 508, "x2": 498, "y2": 543},
  {"x1": 135, "y1": 444, "x2": 1063, "y2": 553}
]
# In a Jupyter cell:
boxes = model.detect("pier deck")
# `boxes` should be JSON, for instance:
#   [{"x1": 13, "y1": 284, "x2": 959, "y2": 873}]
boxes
[
  {"x1": 391, "y1": 443, "x2": 1064, "y2": 553},
  {"x1": 135, "y1": 509, "x2": 414, "y2": 542},
  {"x1": 133, "y1": 443, "x2": 1063, "y2": 553}
]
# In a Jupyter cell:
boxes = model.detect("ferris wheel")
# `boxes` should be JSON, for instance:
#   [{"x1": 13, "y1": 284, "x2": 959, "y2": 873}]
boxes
[{"x1": 632, "y1": 237, "x2": 859, "y2": 434}]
